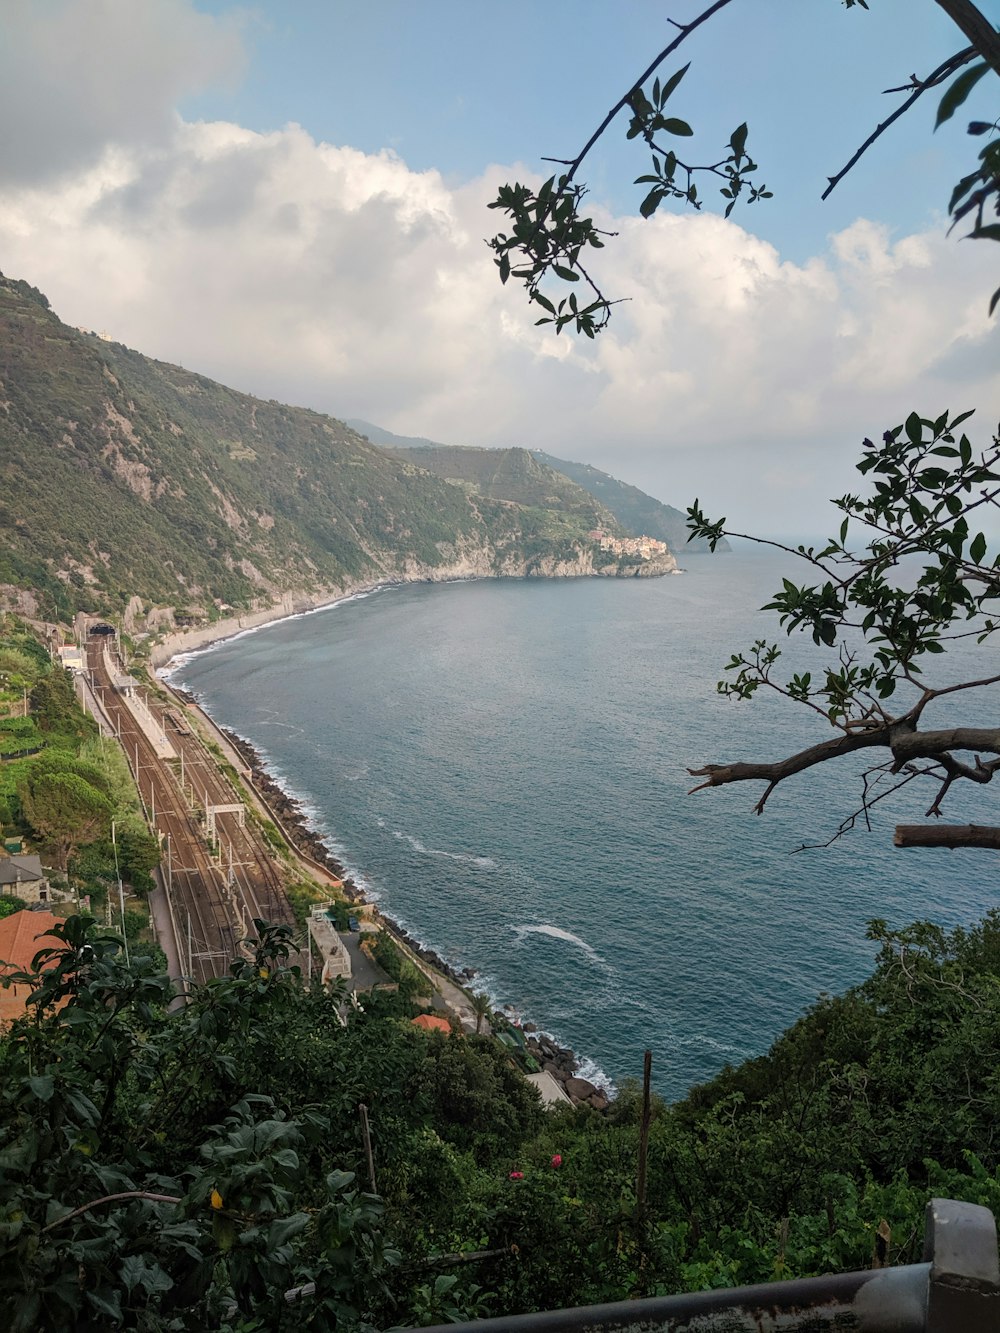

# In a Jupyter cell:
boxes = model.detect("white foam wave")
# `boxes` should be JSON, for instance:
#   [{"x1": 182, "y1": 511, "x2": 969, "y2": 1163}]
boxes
[
  {"x1": 159, "y1": 584, "x2": 391, "y2": 677},
  {"x1": 512, "y1": 923, "x2": 606, "y2": 966},
  {"x1": 391, "y1": 830, "x2": 496, "y2": 869}
]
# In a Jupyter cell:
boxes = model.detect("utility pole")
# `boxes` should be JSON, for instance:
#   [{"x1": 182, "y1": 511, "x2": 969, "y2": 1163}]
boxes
[{"x1": 112, "y1": 821, "x2": 130, "y2": 966}]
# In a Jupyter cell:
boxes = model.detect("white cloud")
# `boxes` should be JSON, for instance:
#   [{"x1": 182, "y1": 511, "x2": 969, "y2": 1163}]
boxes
[
  {"x1": 0, "y1": 40, "x2": 996, "y2": 536},
  {"x1": 0, "y1": 0, "x2": 246, "y2": 184}
]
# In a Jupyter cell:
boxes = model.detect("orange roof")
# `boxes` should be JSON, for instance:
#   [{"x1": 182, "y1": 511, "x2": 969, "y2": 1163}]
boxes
[
  {"x1": 411, "y1": 1013, "x2": 453, "y2": 1034},
  {"x1": 0, "y1": 909, "x2": 63, "y2": 1025}
]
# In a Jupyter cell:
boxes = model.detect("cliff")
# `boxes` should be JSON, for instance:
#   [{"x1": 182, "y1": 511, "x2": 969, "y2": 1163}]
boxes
[{"x1": 0, "y1": 272, "x2": 672, "y2": 625}]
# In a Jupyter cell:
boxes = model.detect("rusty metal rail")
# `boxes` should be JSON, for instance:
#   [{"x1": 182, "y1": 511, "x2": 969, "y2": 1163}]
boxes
[{"x1": 410, "y1": 1199, "x2": 998, "y2": 1333}]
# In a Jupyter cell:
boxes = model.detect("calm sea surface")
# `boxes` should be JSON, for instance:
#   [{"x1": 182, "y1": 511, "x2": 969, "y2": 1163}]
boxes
[{"x1": 169, "y1": 554, "x2": 1000, "y2": 1098}]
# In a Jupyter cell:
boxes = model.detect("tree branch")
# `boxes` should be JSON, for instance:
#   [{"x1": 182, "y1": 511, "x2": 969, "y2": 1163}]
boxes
[
  {"x1": 934, "y1": 0, "x2": 1000, "y2": 79},
  {"x1": 894, "y1": 823, "x2": 1000, "y2": 848},
  {"x1": 689, "y1": 725, "x2": 1000, "y2": 807},
  {"x1": 822, "y1": 46, "x2": 977, "y2": 201},
  {"x1": 41, "y1": 1190, "x2": 182, "y2": 1234},
  {"x1": 687, "y1": 727, "x2": 891, "y2": 804},
  {"x1": 561, "y1": 0, "x2": 737, "y2": 193}
]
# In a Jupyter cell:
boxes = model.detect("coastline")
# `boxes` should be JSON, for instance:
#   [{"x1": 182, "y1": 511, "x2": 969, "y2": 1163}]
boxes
[
  {"x1": 149, "y1": 578, "x2": 394, "y2": 670},
  {"x1": 161, "y1": 654, "x2": 604, "y2": 1100}
]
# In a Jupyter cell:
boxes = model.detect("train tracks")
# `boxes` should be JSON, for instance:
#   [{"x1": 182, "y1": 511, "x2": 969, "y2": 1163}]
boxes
[{"x1": 85, "y1": 637, "x2": 297, "y2": 985}]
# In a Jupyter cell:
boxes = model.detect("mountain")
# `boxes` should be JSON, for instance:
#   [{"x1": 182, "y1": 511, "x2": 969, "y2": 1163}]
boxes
[
  {"x1": 377, "y1": 443, "x2": 621, "y2": 530},
  {"x1": 531, "y1": 451, "x2": 729, "y2": 555},
  {"x1": 349, "y1": 421, "x2": 726, "y2": 554},
  {"x1": 0, "y1": 275, "x2": 674, "y2": 623},
  {"x1": 346, "y1": 418, "x2": 444, "y2": 451}
]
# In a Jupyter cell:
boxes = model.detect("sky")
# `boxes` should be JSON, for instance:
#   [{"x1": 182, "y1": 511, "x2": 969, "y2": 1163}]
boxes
[{"x1": 1, "y1": 0, "x2": 998, "y2": 537}]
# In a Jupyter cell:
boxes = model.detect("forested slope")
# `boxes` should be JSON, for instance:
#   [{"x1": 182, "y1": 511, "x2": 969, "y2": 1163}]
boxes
[{"x1": 0, "y1": 274, "x2": 619, "y2": 620}]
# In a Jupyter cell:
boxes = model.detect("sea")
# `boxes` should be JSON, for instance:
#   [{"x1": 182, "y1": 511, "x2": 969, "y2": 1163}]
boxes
[{"x1": 166, "y1": 551, "x2": 1000, "y2": 1100}]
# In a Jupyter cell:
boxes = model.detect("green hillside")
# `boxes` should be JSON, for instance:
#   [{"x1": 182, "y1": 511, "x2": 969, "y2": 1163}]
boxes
[
  {"x1": 531, "y1": 450, "x2": 729, "y2": 555},
  {"x1": 349, "y1": 419, "x2": 726, "y2": 555},
  {"x1": 379, "y1": 443, "x2": 621, "y2": 532},
  {"x1": 0, "y1": 275, "x2": 621, "y2": 621}
]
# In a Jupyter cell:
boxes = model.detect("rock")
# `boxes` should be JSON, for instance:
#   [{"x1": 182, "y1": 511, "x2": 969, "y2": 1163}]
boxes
[
  {"x1": 565, "y1": 1077, "x2": 598, "y2": 1102},
  {"x1": 542, "y1": 1061, "x2": 566, "y2": 1081},
  {"x1": 587, "y1": 1092, "x2": 610, "y2": 1112},
  {"x1": 522, "y1": 1022, "x2": 537, "y2": 1033}
]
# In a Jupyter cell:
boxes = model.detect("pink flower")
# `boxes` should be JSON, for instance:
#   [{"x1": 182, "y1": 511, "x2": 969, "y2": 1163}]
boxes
[
  {"x1": 508, "y1": 1170, "x2": 524, "y2": 1180},
  {"x1": 550, "y1": 1154, "x2": 563, "y2": 1169}
]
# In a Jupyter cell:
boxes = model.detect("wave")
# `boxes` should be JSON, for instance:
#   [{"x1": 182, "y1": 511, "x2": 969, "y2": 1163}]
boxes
[
  {"x1": 158, "y1": 585, "x2": 390, "y2": 678},
  {"x1": 511, "y1": 923, "x2": 607, "y2": 968},
  {"x1": 391, "y1": 830, "x2": 497, "y2": 869}
]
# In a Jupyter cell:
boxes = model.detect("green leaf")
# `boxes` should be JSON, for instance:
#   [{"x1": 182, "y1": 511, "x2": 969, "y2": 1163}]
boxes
[
  {"x1": 552, "y1": 265, "x2": 580, "y2": 282},
  {"x1": 970, "y1": 532, "x2": 987, "y2": 564},
  {"x1": 267, "y1": 1213, "x2": 310, "y2": 1249},
  {"x1": 28, "y1": 1075, "x2": 54, "y2": 1102},
  {"x1": 657, "y1": 63, "x2": 689, "y2": 106},
  {"x1": 936, "y1": 62, "x2": 989, "y2": 129},
  {"x1": 660, "y1": 117, "x2": 694, "y2": 137},
  {"x1": 640, "y1": 188, "x2": 663, "y2": 219},
  {"x1": 730, "y1": 122, "x2": 748, "y2": 158},
  {"x1": 86, "y1": 1290, "x2": 123, "y2": 1321},
  {"x1": 905, "y1": 412, "x2": 923, "y2": 445}
]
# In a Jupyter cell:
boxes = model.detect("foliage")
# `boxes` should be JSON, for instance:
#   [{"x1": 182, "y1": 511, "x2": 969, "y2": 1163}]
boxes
[
  {"x1": 3, "y1": 905, "x2": 1000, "y2": 1327},
  {"x1": 0, "y1": 273, "x2": 624, "y2": 620},
  {"x1": 686, "y1": 410, "x2": 1000, "y2": 849},
  {"x1": 18, "y1": 770, "x2": 113, "y2": 870},
  {"x1": 488, "y1": 2, "x2": 998, "y2": 333}
]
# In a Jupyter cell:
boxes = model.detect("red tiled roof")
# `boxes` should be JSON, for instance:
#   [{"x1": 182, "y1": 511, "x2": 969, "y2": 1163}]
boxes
[
  {"x1": 0, "y1": 909, "x2": 63, "y2": 1025},
  {"x1": 411, "y1": 1013, "x2": 453, "y2": 1034}
]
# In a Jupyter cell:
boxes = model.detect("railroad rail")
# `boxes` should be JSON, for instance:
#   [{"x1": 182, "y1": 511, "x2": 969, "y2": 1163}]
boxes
[{"x1": 84, "y1": 636, "x2": 297, "y2": 984}]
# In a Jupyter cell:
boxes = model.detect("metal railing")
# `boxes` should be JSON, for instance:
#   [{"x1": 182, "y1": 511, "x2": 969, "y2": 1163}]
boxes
[{"x1": 411, "y1": 1198, "x2": 999, "y2": 1333}]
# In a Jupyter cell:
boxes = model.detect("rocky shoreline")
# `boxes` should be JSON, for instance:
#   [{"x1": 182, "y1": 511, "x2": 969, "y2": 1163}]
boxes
[{"x1": 175, "y1": 700, "x2": 604, "y2": 1103}]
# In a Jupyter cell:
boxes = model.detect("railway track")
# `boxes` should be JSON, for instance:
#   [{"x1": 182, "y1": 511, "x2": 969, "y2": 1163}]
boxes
[{"x1": 85, "y1": 637, "x2": 297, "y2": 984}]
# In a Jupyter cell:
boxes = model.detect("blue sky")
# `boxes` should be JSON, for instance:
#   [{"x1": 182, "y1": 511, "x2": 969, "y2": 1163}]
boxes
[
  {"x1": 181, "y1": 0, "x2": 987, "y2": 259},
  {"x1": 1, "y1": 0, "x2": 997, "y2": 535}
]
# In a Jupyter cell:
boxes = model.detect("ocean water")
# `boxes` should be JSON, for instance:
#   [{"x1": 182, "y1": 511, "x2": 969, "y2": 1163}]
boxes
[{"x1": 169, "y1": 554, "x2": 1000, "y2": 1099}]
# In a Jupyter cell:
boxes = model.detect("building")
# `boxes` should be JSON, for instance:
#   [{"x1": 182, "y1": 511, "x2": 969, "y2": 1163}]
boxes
[
  {"x1": 597, "y1": 533, "x2": 670, "y2": 559},
  {"x1": 57, "y1": 645, "x2": 85, "y2": 673},
  {"x1": 0, "y1": 908, "x2": 63, "y2": 1024},
  {"x1": 307, "y1": 906, "x2": 353, "y2": 985},
  {"x1": 0, "y1": 853, "x2": 50, "y2": 904}
]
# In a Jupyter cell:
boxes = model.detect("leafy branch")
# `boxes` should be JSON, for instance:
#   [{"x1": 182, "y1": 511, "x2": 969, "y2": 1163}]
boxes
[{"x1": 686, "y1": 409, "x2": 1000, "y2": 848}]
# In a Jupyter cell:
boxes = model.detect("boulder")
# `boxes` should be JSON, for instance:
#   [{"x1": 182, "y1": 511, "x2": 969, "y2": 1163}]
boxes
[{"x1": 565, "y1": 1077, "x2": 598, "y2": 1102}]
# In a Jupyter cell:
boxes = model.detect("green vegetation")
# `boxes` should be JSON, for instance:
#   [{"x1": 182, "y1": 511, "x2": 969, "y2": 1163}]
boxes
[
  {"x1": 0, "y1": 617, "x2": 159, "y2": 900},
  {"x1": 3, "y1": 909, "x2": 1000, "y2": 1329},
  {"x1": 531, "y1": 450, "x2": 727, "y2": 555},
  {"x1": 0, "y1": 275, "x2": 631, "y2": 622},
  {"x1": 380, "y1": 444, "x2": 620, "y2": 531}
]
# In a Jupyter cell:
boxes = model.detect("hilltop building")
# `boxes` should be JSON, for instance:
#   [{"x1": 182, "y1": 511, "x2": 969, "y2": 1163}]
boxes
[{"x1": 589, "y1": 530, "x2": 670, "y2": 559}]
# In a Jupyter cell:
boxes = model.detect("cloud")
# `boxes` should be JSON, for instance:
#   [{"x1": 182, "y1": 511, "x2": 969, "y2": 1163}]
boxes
[
  {"x1": 0, "y1": 90, "x2": 996, "y2": 534},
  {"x1": 0, "y1": 0, "x2": 246, "y2": 185}
]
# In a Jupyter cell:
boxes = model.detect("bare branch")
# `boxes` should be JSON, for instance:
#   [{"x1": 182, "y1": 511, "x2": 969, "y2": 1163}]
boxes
[
  {"x1": 41, "y1": 1190, "x2": 182, "y2": 1234},
  {"x1": 934, "y1": 0, "x2": 1000, "y2": 79},
  {"x1": 892, "y1": 727, "x2": 1000, "y2": 764},
  {"x1": 895, "y1": 823, "x2": 1000, "y2": 849},
  {"x1": 687, "y1": 727, "x2": 891, "y2": 798},
  {"x1": 689, "y1": 725, "x2": 1000, "y2": 806},
  {"x1": 822, "y1": 47, "x2": 977, "y2": 200},
  {"x1": 794, "y1": 763, "x2": 928, "y2": 850}
]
